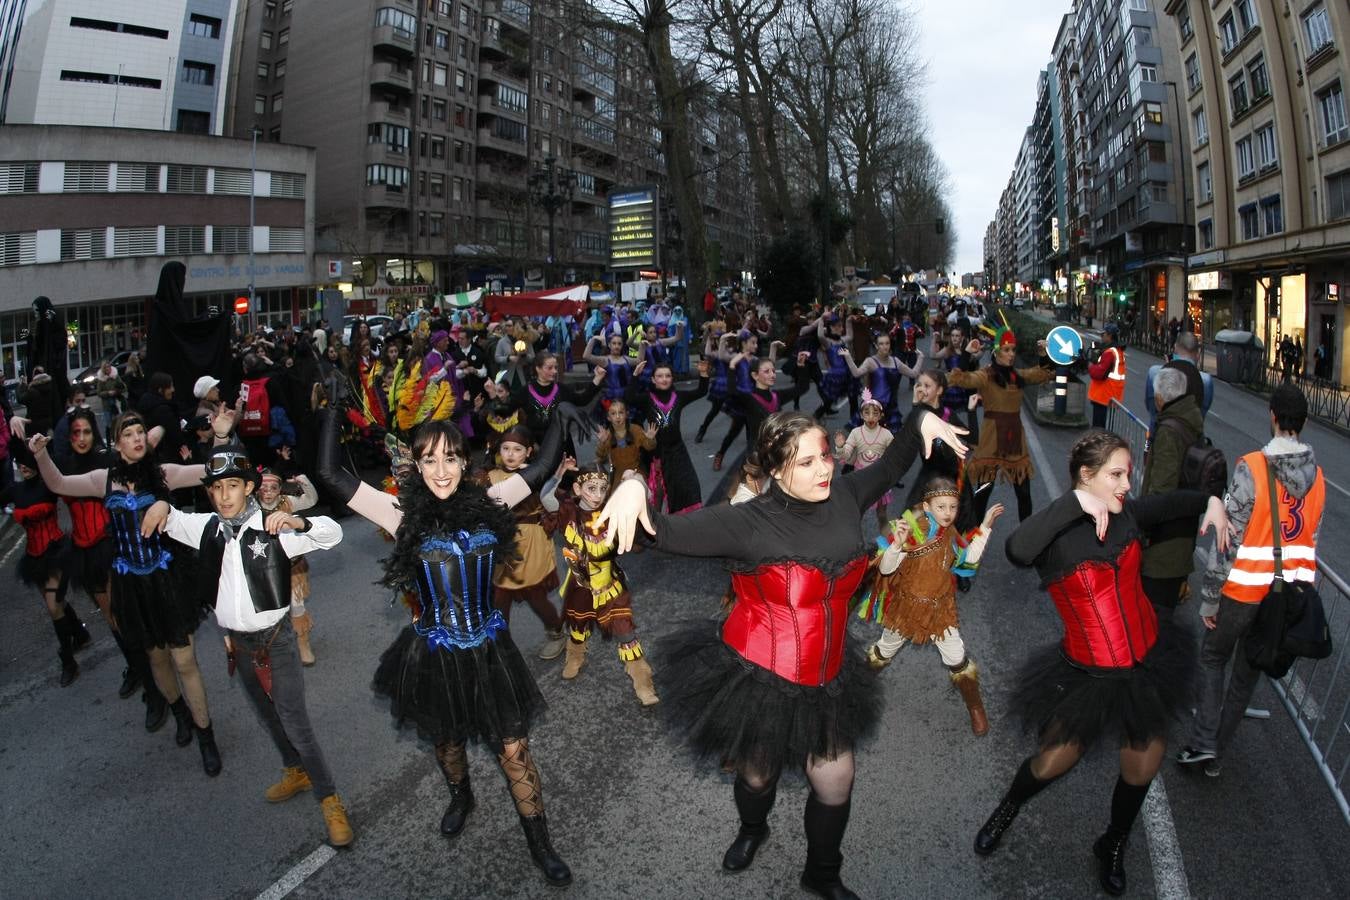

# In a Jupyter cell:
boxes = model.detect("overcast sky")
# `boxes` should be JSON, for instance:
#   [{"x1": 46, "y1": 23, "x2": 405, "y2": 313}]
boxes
[{"x1": 914, "y1": 0, "x2": 1072, "y2": 274}]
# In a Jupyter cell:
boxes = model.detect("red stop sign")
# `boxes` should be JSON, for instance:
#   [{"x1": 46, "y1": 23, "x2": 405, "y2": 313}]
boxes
[{"x1": 234, "y1": 296, "x2": 250, "y2": 315}]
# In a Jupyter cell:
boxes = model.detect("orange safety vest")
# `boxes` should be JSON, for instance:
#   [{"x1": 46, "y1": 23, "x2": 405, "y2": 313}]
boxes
[
  {"x1": 1087, "y1": 346, "x2": 1126, "y2": 406},
  {"x1": 1222, "y1": 450, "x2": 1324, "y2": 603}
]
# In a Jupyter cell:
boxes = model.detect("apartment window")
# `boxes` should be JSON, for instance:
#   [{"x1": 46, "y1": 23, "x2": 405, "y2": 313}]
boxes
[
  {"x1": 433, "y1": 98, "x2": 447, "y2": 121},
  {"x1": 455, "y1": 71, "x2": 466, "y2": 93},
  {"x1": 271, "y1": 92, "x2": 283, "y2": 113},
  {"x1": 1185, "y1": 54, "x2": 1200, "y2": 93},
  {"x1": 269, "y1": 126, "x2": 282, "y2": 142},
  {"x1": 282, "y1": 0, "x2": 294, "y2": 14},
  {"x1": 459, "y1": 6, "x2": 476, "y2": 28},
  {"x1": 115, "y1": 163, "x2": 158, "y2": 192},
  {"x1": 68, "y1": 18, "x2": 169, "y2": 39},
  {"x1": 429, "y1": 213, "x2": 444, "y2": 236},
  {"x1": 366, "y1": 164, "x2": 409, "y2": 190},
  {"x1": 1239, "y1": 204, "x2": 1259, "y2": 239},
  {"x1": 0, "y1": 162, "x2": 39, "y2": 193},
  {"x1": 60, "y1": 229, "x2": 106, "y2": 261},
  {"x1": 264, "y1": 0, "x2": 277, "y2": 17},
  {"x1": 453, "y1": 140, "x2": 467, "y2": 164},
  {"x1": 429, "y1": 174, "x2": 445, "y2": 197},
  {"x1": 454, "y1": 104, "x2": 468, "y2": 127},
  {"x1": 60, "y1": 70, "x2": 161, "y2": 89},
  {"x1": 1179, "y1": 11, "x2": 1193, "y2": 42},
  {"x1": 175, "y1": 109, "x2": 210, "y2": 134},
  {"x1": 212, "y1": 168, "x2": 252, "y2": 194},
  {"x1": 182, "y1": 60, "x2": 215, "y2": 85},
  {"x1": 1318, "y1": 82, "x2": 1348, "y2": 145},
  {"x1": 166, "y1": 164, "x2": 207, "y2": 193},
  {"x1": 1256, "y1": 123, "x2": 1278, "y2": 169},
  {"x1": 1262, "y1": 196, "x2": 1283, "y2": 234},
  {"x1": 1235, "y1": 0, "x2": 1257, "y2": 34},
  {"x1": 368, "y1": 122, "x2": 409, "y2": 152},
  {"x1": 436, "y1": 29, "x2": 450, "y2": 50},
  {"x1": 1235, "y1": 136, "x2": 1254, "y2": 178},
  {"x1": 269, "y1": 226, "x2": 304, "y2": 253},
  {"x1": 1229, "y1": 72, "x2": 1249, "y2": 116},
  {"x1": 0, "y1": 231, "x2": 37, "y2": 267},
  {"x1": 1197, "y1": 161, "x2": 1212, "y2": 201},
  {"x1": 261, "y1": 30, "x2": 273, "y2": 50},
  {"x1": 213, "y1": 226, "x2": 248, "y2": 254},
  {"x1": 452, "y1": 177, "x2": 464, "y2": 201},
  {"x1": 164, "y1": 225, "x2": 206, "y2": 255},
  {"x1": 1327, "y1": 170, "x2": 1350, "y2": 219},
  {"x1": 457, "y1": 36, "x2": 468, "y2": 59},
  {"x1": 257, "y1": 61, "x2": 270, "y2": 80},
  {"x1": 254, "y1": 94, "x2": 266, "y2": 115},
  {"x1": 1219, "y1": 14, "x2": 1238, "y2": 53},
  {"x1": 496, "y1": 84, "x2": 527, "y2": 112},
  {"x1": 430, "y1": 136, "x2": 446, "y2": 159},
  {"x1": 374, "y1": 7, "x2": 417, "y2": 36},
  {"x1": 437, "y1": 1, "x2": 451, "y2": 14},
  {"x1": 1198, "y1": 219, "x2": 1214, "y2": 249},
  {"x1": 187, "y1": 14, "x2": 221, "y2": 38},
  {"x1": 1138, "y1": 64, "x2": 1157, "y2": 84},
  {"x1": 1192, "y1": 107, "x2": 1208, "y2": 145},
  {"x1": 270, "y1": 172, "x2": 305, "y2": 198},
  {"x1": 434, "y1": 63, "x2": 448, "y2": 86},
  {"x1": 278, "y1": 28, "x2": 289, "y2": 46},
  {"x1": 1128, "y1": 0, "x2": 1148, "y2": 9},
  {"x1": 1248, "y1": 55, "x2": 1269, "y2": 100},
  {"x1": 275, "y1": 59, "x2": 286, "y2": 78},
  {"x1": 1304, "y1": 4, "x2": 1333, "y2": 57},
  {"x1": 63, "y1": 162, "x2": 110, "y2": 192}
]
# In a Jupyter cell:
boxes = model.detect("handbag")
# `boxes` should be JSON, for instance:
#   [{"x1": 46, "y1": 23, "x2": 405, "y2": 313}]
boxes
[{"x1": 1244, "y1": 459, "x2": 1331, "y2": 678}]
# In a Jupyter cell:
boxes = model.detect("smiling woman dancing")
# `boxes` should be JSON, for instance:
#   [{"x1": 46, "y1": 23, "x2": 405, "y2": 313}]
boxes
[
  {"x1": 600, "y1": 406, "x2": 967, "y2": 899},
  {"x1": 317, "y1": 404, "x2": 583, "y2": 887}
]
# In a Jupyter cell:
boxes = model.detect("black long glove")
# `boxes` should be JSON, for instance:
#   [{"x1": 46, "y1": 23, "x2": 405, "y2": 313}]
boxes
[
  {"x1": 316, "y1": 407, "x2": 361, "y2": 505},
  {"x1": 519, "y1": 401, "x2": 592, "y2": 493}
]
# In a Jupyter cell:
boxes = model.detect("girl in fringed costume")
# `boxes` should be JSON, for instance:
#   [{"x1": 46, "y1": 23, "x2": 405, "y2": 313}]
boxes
[
  {"x1": 552, "y1": 464, "x2": 659, "y2": 707},
  {"x1": 858, "y1": 476, "x2": 1005, "y2": 736},
  {"x1": 481, "y1": 425, "x2": 568, "y2": 662},
  {"x1": 833, "y1": 389, "x2": 893, "y2": 530},
  {"x1": 256, "y1": 466, "x2": 321, "y2": 666},
  {"x1": 594, "y1": 399, "x2": 656, "y2": 495},
  {"x1": 946, "y1": 317, "x2": 1053, "y2": 523}
]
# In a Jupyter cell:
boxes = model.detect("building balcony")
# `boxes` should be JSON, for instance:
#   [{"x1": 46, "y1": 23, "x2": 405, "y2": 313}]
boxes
[
  {"x1": 477, "y1": 128, "x2": 528, "y2": 158},
  {"x1": 363, "y1": 184, "x2": 409, "y2": 209},
  {"x1": 365, "y1": 142, "x2": 409, "y2": 168},
  {"x1": 368, "y1": 100, "x2": 409, "y2": 122},
  {"x1": 479, "y1": 63, "x2": 528, "y2": 92},
  {"x1": 478, "y1": 94, "x2": 527, "y2": 122},
  {"x1": 475, "y1": 163, "x2": 527, "y2": 188},
  {"x1": 485, "y1": 0, "x2": 530, "y2": 36},
  {"x1": 370, "y1": 62, "x2": 412, "y2": 94},
  {"x1": 373, "y1": 24, "x2": 415, "y2": 57}
]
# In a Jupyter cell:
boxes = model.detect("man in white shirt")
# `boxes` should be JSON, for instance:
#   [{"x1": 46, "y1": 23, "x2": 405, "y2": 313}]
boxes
[{"x1": 163, "y1": 444, "x2": 353, "y2": 847}]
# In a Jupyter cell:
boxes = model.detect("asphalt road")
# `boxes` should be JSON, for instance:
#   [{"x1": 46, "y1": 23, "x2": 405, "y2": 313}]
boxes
[{"x1": 1, "y1": 358, "x2": 1347, "y2": 900}]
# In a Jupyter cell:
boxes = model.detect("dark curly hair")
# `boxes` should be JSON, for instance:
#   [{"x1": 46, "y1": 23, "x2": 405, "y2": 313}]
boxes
[
  {"x1": 743, "y1": 410, "x2": 826, "y2": 482},
  {"x1": 1068, "y1": 430, "x2": 1131, "y2": 487}
]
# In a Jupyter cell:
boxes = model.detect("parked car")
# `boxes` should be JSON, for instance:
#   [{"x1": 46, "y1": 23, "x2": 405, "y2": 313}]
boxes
[
  {"x1": 73, "y1": 349, "x2": 135, "y2": 387},
  {"x1": 855, "y1": 284, "x2": 899, "y2": 316},
  {"x1": 1011, "y1": 297, "x2": 1026, "y2": 310},
  {"x1": 341, "y1": 314, "x2": 394, "y2": 345}
]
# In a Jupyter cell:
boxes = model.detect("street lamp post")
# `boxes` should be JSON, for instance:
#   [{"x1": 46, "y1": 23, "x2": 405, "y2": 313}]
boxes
[{"x1": 528, "y1": 155, "x2": 575, "y2": 289}]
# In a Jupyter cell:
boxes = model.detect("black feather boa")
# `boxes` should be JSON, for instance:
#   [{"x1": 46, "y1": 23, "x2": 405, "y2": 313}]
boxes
[
  {"x1": 380, "y1": 475, "x2": 520, "y2": 592},
  {"x1": 107, "y1": 453, "x2": 168, "y2": 498}
]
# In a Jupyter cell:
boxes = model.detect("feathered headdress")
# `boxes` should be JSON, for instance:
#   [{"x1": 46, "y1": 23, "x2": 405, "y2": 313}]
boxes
[
  {"x1": 859, "y1": 387, "x2": 883, "y2": 412},
  {"x1": 977, "y1": 308, "x2": 1017, "y2": 349}
]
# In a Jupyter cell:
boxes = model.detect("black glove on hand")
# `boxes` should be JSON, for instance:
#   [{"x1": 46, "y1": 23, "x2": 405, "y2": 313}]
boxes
[{"x1": 316, "y1": 407, "x2": 360, "y2": 505}]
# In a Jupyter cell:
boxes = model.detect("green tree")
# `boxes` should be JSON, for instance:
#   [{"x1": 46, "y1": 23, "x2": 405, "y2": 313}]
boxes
[{"x1": 756, "y1": 229, "x2": 819, "y2": 312}]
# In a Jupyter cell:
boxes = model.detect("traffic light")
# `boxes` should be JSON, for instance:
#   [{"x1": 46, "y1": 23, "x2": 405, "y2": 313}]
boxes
[{"x1": 934, "y1": 218, "x2": 946, "y2": 235}]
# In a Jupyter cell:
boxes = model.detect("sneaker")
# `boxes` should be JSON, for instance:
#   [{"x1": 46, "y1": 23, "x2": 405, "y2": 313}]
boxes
[
  {"x1": 321, "y1": 794, "x2": 354, "y2": 847},
  {"x1": 1175, "y1": 746, "x2": 1216, "y2": 766},
  {"x1": 1203, "y1": 759, "x2": 1222, "y2": 778},
  {"x1": 265, "y1": 766, "x2": 313, "y2": 803}
]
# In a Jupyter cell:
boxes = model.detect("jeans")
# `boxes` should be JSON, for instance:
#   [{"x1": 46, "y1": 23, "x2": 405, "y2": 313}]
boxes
[
  {"x1": 1091, "y1": 401, "x2": 1109, "y2": 428},
  {"x1": 1188, "y1": 595, "x2": 1262, "y2": 756},
  {"x1": 231, "y1": 618, "x2": 337, "y2": 799}
]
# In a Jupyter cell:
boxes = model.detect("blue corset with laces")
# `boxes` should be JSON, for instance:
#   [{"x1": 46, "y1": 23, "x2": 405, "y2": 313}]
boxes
[
  {"x1": 106, "y1": 491, "x2": 173, "y2": 576},
  {"x1": 412, "y1": 529, "x2": 506, "y2": 652}
]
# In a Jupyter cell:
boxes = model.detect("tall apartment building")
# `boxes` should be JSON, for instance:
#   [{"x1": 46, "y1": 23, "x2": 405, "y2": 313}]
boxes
[
  {"x1": 227, "y1": 0, "x2": 753, "y2": 309},
  {"x1": 1165, "y1": 0, "x2": 1350, "y2": 383},
  {"x1": 1, "y1": 0, "x2": 239, "y2": 133},
  {"x1": 1053, "y1": 9, "x2": 1095, "y2": 307},
  {"x1": 1034, "y1": 65, "x2": 1067, "y2": 293}
]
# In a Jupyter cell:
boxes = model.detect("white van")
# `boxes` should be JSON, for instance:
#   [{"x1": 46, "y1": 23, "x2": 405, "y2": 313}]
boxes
[{"x1": 855, "y1": 285, "x2": 899, "y2": 315}]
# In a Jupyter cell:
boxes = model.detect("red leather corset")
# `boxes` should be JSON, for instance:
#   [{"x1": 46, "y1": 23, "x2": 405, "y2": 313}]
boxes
[
  {"x1": 14, "y1": 502, "x2": 63, "y2": 558},
  {"x1": 724, "y1": 557, "x2": 869, "y2": 686},
  {"x1": 1046, "y1": 540, "x2": 1158, "y2": 669},
  {"x1": 66, "y1": 496, "x2": 110, "y2": 548}
]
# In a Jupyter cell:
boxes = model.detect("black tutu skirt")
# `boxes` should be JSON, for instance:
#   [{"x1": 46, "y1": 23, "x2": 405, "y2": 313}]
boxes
[
  {"x1": 372, "y1": 627, "x2": 545, "y2": 748},
  {"x1": 16, "y1": 538, "x2": 69, "y2": 588},
  {"x1": 67, "y1": 538, "x2": 115, "y2": 597},
  {"x1": 655, "y1": 621, "x2": 884, "y2": 775},
  {"x1": 1012, "y1": 622, "x2": 1195, "y2": 750},
  {"x1": 109, "y1": 553, "x2": 209, "y2": 651}
]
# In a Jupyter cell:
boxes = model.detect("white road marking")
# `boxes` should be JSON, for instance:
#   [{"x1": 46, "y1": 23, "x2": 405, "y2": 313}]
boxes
[
  {"x1": 253, "y1": 845, "x2": 336, "y2": 900},
  {"x1": 0, "y1": 535, "x2": 24, "y2": 568},
  {"x1": 1022, "y1": 412, "x2": 1193, "y2": 899},
  {"x1": 1323, "y1": 477, "x2": 1350, "y2": 501}
]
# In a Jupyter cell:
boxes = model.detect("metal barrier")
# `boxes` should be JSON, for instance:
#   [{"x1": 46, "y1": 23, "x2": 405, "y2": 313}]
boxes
[
  {"x1": 1105, "y1": 398, "x2": 1150, "y2": 496},
  {"x1": 1243, "y1": 364, "x2": 1350, "y2": 431},
  {"x1": 1272, "y1": 559, "x2": 1350, "y2": 825}
]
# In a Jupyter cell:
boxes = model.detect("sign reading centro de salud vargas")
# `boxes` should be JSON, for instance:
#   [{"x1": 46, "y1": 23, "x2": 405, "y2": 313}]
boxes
[{"x1": 608, "y1": 187, "x2": 659, "y2": 271}]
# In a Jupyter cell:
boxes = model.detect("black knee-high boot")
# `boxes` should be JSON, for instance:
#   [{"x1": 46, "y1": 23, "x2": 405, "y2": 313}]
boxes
[
  {"x1": 723, "y1": 776, "x2": 778, "y2": 871},
  {"x1": 975, "y1": 756, "x2": 1056, "y2": 855},
  {"x1": 52, "y1": 616, "x2": 79, "y2": 687},
  {"x1": 62, "y1": 601, "x2": 91, "y2": 651},
  {"x1": 800, "y1": 792, "x2": 857, "y2": 900},
  {"x1": 111, "y1": 630, "x2": 142, "y2": 699},
  {"x1": 1094, "y1": 777, "x2": 1151, "y2": 896}
]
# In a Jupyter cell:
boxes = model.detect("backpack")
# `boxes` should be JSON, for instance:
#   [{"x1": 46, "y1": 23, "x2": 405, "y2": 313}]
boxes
[
  {"x1": 1158, "y1": 418, "x2": 1227, "y2": 498},
  {"x1": 239, "y1": 376, "x2": 271, "y2": 438}
]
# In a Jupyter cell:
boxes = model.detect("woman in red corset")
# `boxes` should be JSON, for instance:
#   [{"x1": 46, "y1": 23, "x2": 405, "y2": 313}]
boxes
[
  {"x1": 600, "y1": 407, "x2": 966, "y2": 900},
  {"x1": 973, "y1": 431, "x2": 1228, "y2": 896}
]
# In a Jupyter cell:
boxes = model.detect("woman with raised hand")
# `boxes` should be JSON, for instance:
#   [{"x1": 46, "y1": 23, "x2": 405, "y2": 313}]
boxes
[
  {"x1": 316, "y1": 401, "x2": 589, "y2": 888},
  {"x1": 598, "y1": 405, "x2": 967, "y2": 900}
]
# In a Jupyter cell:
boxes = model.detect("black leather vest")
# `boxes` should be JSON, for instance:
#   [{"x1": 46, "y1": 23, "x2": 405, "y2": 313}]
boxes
[{"x1": 198, "y1": 521, "x2": 291, "y2": 615}]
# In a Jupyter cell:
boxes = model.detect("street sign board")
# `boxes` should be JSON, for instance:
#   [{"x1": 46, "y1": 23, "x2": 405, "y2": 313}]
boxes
[
  {"x1": 608, "y1": 186, "x2": 659, "y2": 270},
  {"x1": 1046, "y1": 325, "x2": 1083, "y2": 366}
]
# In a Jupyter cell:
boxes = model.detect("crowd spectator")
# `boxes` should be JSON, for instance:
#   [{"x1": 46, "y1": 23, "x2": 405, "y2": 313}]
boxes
[
  {"x1": 138, "y1": 371, "x2": 185, "y2": 465},
  {"x1": 17, "y1": 366, "x2": 60, "y2": 436}
]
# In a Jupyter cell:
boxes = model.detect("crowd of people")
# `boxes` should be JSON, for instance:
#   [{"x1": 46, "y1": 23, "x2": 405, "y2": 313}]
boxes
[{"x1": 0, "y1": 284, "x2": 1328, "y2": 898}]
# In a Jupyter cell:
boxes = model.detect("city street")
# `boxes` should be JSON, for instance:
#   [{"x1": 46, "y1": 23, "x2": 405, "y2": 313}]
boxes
[{"x1": 1, "y1": 355, "x2": 1347, "y2": 900}]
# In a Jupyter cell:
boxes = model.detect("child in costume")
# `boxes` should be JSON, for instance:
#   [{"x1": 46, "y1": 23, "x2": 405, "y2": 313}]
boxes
[
  {"x1": 859, "y1": 476, "x2": 1005, "y2": 735},
  {"x1": 551, "y1": 464, "x2": 658, "y2": 706},
  {"x1": 256, "y1": 465, "x2": 320, "y2": 666},
  {"x1": 833, "y1": 390, "x2": 894, "y2": 530},
  {"x1": 484, "y1": 425, "x2": 568, "y2": 661},
  {"x1": 594, "y1": 399, "x2": 656, "y2": 495},
  {"x1": 161, "y1": 444, "x2": 352, "y2": 847}
]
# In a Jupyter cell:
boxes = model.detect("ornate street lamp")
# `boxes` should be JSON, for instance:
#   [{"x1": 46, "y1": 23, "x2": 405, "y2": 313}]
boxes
[{"x1": 528, "y1": 155, "x2": 575, "y2": 288}]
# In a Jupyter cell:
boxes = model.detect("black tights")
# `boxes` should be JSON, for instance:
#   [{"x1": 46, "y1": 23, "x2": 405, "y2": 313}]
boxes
[
  {"x1": 697, "y1": 398, "x2": 725, "y2": 435},
  {"x1": 436, "y1": 738, "x2": 546, "y2": 817},
  {"x1": 1005, "y1": 738, "x2": 1163, "y2": 836},
  {"x1": 971, "y1": 476, "x2": 1034, "y2": 523},
  {"x1": 717, "y1": 416, "x2": 746, "y2": 456}
]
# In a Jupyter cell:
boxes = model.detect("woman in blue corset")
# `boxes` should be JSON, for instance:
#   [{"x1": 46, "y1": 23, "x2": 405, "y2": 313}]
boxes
[{"x1": 317, "y1": 403, "x2": 585, "y2": 888}]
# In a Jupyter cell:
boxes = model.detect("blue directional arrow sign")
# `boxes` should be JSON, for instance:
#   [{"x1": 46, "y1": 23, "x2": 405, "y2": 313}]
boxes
[{"x1": 1045, "y1": 325, "x2": 1083, "y2": 366}]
